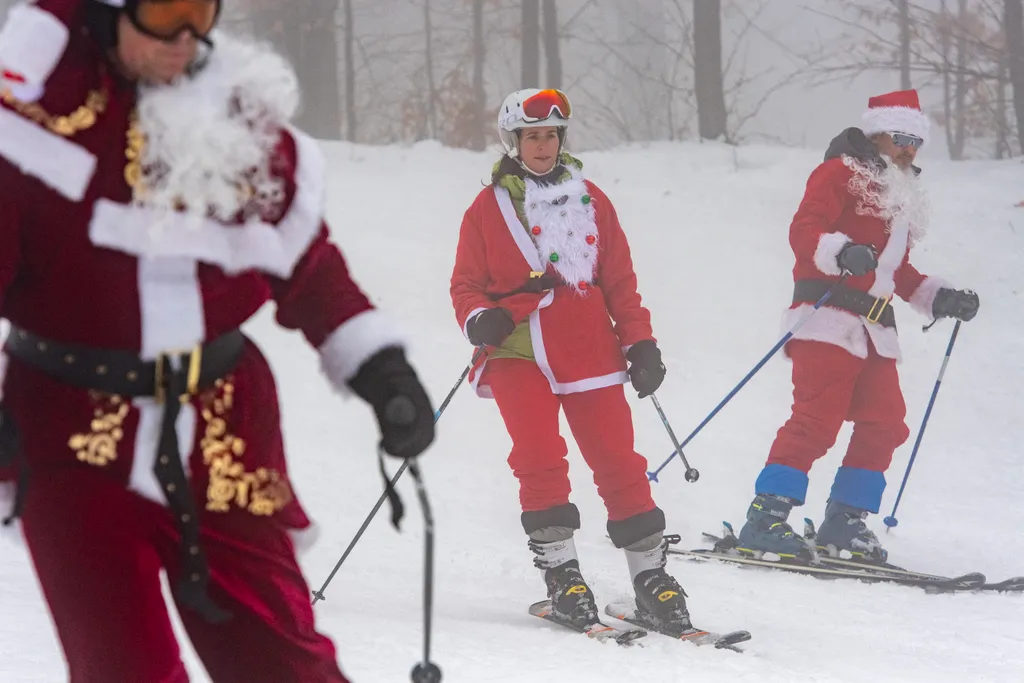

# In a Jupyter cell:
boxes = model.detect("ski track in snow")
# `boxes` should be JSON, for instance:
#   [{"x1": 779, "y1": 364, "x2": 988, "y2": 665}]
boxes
[{"x1": 2, "y1": 140, "x2": 1021, "y2": 682}]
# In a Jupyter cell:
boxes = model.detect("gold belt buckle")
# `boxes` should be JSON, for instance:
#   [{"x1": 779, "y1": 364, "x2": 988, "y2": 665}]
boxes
[
  {"x1": 154, "y1": 343, "x2": 203, "y2": 405},
  {"x1": 866, "y1": 295, "x2": 891, "y2": 324}
]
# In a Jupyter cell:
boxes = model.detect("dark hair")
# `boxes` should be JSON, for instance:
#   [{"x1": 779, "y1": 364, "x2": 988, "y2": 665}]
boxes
[
  {"x1": 490, "y1": 154, "x2": 526, "y2": 186},
  {"x1": 83, "y1": 1, "x2": 121, "y2": 52}
]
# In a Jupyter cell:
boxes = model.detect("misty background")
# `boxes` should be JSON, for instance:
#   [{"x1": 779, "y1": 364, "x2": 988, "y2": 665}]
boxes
[{"x1": 3, "y1": 1, "x2": 1022, "y2": 162}]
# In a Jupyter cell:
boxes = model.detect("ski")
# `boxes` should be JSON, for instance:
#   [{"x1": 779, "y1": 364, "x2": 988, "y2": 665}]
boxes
[
  {"x1": 528, "y1": 599, "x2": 647, "y2": 646},
  {"x1": 667, "y1": 527, "x2": 987, "y2": 593},
  {"x1": 603, "y1": 601, "x2": 751, "y2": 652}
]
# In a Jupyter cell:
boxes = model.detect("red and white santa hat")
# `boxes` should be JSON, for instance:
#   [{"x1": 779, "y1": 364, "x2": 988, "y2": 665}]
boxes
[
  {"x1": 0, "y1": 0, "x2": 124, "y2": 102},
  {"x1": 860, "y1": 89, "x2": 930, "y2": 143}
]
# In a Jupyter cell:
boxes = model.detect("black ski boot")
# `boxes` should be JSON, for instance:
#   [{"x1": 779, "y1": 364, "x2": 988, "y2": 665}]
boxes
[
  {"x1": 530, "y1": 533, "x2": 600, "y2": 630},
  {"x1": 626, "y1": 536, "x2": 694, "y2": 638}
]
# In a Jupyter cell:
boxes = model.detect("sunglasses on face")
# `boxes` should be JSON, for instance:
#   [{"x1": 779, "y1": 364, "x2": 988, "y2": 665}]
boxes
[
  {"x1": 887, "y1": 132, "x2": 924, "y2": 150},
  {"x1": 128, "y1": 0, "x2": 222, "y2": 42}
]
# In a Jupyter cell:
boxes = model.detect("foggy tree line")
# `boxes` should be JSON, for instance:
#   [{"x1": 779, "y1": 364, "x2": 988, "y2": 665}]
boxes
[
  {"x1": 0, "y1": 0, "x2": 1021, "y2": 159},
  {"x1": 221, "y1": 0, "x2": 1024, "y2": 159}
]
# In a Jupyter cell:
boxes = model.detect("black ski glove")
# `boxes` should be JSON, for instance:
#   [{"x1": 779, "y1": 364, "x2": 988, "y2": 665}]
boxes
[
  {"x1": 348, "y1": 347, "x2": 435, "y2": 459},
  {"x1": 626, "y1": 340, "x2": 666, "y2": 399},
  {"x1": 467, "y1": 307, "x2": 516, "y2": 347},
  {"x1": 0, "y1": 408, "x2": 19, "y2": 469},
  {"x1": 836, "y1": 243, "x2": 878, "y2": 277},
  {"x1": 932, "y1": 288, "x2": 979, "y2": 322}
]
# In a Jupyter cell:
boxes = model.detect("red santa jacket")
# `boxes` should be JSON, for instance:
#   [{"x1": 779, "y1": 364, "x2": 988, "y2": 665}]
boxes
[
  {"x1": 784, "y1": 154, "x2": 950, "y2": 362},
  {"x1": 0, "y1": 21, "x2": 405, "y2": 530},
  {"x1": 450, "y1": 168, "x2": 654, "y2": 397}
]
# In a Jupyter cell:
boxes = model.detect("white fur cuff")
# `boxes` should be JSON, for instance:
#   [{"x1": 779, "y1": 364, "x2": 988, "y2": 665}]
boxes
[
  {"x1": 813, "y1": 232, "x2": 851, "y2": 276},
  {"x1": 0, "y1": 106, "x2": 97, "y2": 201},
  {"x1": 0, "y1": 4, "x2": 69, "y2": 97},
  {"x1": 319, "y1": 309, "x2": 408, "y2": 396},
  {"x1": 908, "y1": 276, "x2": 951, "y2": 318}
]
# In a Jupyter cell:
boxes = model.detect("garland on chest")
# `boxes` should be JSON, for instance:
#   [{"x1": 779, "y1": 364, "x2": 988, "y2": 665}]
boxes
[{"x1": 523, "y1": 171, "x2": 599, "y2": 295}]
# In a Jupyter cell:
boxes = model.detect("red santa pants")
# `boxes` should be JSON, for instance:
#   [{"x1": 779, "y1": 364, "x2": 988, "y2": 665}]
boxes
[
  {"x1": 20, "y1": 468, "x2": 347, "y2": 683},
  {"x1": 485, "y1": 358, "x2": 655, "y2": 522},
  {"x1": 768, "y1": 339, "x2": 910, "y2": 475}
]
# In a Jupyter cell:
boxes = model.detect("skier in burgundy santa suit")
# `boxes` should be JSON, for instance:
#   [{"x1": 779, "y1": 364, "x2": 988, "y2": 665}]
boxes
[
  {"x1": 0, "y1": 1, "x2": 435, "y2": 681},
  {"x1": 450, "y1": 88, "x2": 696, "y2": 638},
  {"x1": 736, "y1": 89, "x2": 980, "y2": 564}
]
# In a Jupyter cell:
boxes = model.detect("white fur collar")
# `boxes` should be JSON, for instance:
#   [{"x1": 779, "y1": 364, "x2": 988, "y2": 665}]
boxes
[
  {"x1": 523, "y1": 170, "x2": 599, "y2": 294},
  {"x1": 133, "y1": 30, "x2": 300, "y2": 223}
]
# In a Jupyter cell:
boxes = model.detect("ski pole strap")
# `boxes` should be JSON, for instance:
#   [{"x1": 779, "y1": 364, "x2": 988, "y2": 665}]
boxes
[
  {"x1": 378, "y1": 447, "x2": 406, "y2": 530},
  {"x1": 793, "y1": 279, "x2": 896, "y2": 328}
]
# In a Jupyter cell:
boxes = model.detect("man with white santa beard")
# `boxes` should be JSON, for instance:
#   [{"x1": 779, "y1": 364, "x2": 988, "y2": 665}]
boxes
[
  {"x1": 733, "y1": 89, "x2": 980, "y2": 565},
  {"x1": 0, "y1": 1, "x2": 435, "y2": 681}
]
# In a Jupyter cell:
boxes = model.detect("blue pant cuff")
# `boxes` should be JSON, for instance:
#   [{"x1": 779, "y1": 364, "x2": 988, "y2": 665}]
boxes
[
  {"x1": 755, "y1": 464, "x2": 809, "y2": 506},
  {"x1": 830, "y1": 466, "x2": 886, "y2": 513}
]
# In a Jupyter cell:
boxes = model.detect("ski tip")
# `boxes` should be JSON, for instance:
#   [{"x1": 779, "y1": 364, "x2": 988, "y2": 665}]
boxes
[{"x1": 722, "y1": 520, "x2": 734, "y2": 532}]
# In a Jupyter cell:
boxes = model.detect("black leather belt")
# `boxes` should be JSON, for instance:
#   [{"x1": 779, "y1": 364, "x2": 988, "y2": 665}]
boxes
[
  {"x1": 489, "y1": 270, "x2": 599, "y2": 301},
  {"x1": 4, "y1": 326, "x2": 246, "y2": 623},
  {"x1": 793, "y1": 279, "x2": 897, "y2": 329}
]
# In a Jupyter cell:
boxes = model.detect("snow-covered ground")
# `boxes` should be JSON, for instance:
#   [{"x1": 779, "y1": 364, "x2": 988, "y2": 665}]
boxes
[{"x1": 2, "y1": 139, "x2": 1022, "y2": 682}]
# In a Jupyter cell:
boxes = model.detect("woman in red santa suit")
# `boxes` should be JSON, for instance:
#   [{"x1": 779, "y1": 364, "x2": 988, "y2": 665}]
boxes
[
  {"x1": 735, "y1": 89, "x2": 980, "y2": 564},
  {"x1": 0, "y1": 1, "x2": 436, "y2": 681},
  {"x1": 450, "y1": 88, "x2": 696, "y2": 638}
]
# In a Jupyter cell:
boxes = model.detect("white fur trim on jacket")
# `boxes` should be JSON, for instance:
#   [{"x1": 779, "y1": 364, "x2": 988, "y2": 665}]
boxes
[
  {"x1": 0, "y1": 105, "x2": 97, "y2": 201},
  {"x1": 89, "y1": 127, "x2": 326, "y2": 278},
  {"x1": 813, "y1": 232, "x2": 851, "y2": 276},
  {"x1": 861, "y1": 106, "x2": 931, "y2": 142},
  {"x1": 908, "y1": 276, "x2": 951, "y2": 318},
  {"x1": 0, "y1": 3, "x2": 69, "y2": 100},
  {"x1": 782, "y1": 304, "x2": 901, "y2": 362},
  {"x1": 318, "y1": 309, "x2": 408, "y2": 397}
]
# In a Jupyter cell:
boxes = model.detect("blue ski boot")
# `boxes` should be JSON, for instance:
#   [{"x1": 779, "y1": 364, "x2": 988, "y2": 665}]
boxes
[
  {"x1": 736, "y1": 494, "x2": 815, "y2": 561},
  {"x1": 814, "y1": 499, "x2": 888, "y2": 563}
]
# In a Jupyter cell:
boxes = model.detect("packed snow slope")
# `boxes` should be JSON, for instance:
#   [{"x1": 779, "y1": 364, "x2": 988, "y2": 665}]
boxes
[{"x1": 2, "y1": 140, "x2": 1022, "y2": 683}]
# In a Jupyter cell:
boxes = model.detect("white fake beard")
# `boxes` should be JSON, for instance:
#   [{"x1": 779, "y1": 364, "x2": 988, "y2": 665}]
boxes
[
  {"x1": 845, "y1": 156, "x2": 930, "y2": 245},
  {"x1": 134, "y1": 31, "x2": 300, "y2": 223}
]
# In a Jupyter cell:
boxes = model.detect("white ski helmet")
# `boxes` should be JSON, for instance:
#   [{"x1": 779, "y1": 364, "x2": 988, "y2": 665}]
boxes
[{"x1": 497, "y1": 88, "x2": 572, "y2": 159}]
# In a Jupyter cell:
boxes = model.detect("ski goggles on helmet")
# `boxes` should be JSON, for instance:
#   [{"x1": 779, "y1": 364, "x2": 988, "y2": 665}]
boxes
[
  {"x1": 127, "y1": 0, "x2": 222, "y2": 42},
  {"x1": 887, "y1": 132, "x2": 924, "y2": 149},
  {"x1": 521, "y1": 89, "x2": 572, "y2": 123}
]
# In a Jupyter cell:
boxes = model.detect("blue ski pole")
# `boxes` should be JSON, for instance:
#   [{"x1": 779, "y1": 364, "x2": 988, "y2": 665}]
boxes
[
  {"x1": 312, "y1": 346, "x2": 485, "y2": 605},
  {"x1": 647, "y1": 274, "x2": 848, "y2": 483},
  {"x1": 884, "y1": 320, "x2": 962, "y2": 531}
]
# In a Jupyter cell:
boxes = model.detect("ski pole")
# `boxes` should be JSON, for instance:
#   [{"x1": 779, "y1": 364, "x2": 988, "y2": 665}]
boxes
[
  {"x1": 650, "y1": 393, "x2": 699, "y2": 483},
  {"x1": 884, "y1": 320, "x2": 962, "y2": 531},
  {"x1": 647, "y1": 274, "x2": 849, "y2": 482},
  {"x1": 408, "y1": 460, "x2": 442, "y2": 683},
  {"x1": 312, "y1": 346, "x2": 486, "y2": 605}
]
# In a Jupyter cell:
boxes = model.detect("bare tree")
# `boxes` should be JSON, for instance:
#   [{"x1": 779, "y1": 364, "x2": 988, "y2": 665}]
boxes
[
  {"x1": 1008, "y1": 0, "x2": 1024, "y2": 154},
  {"x1": 542, "y1": 0, "x2": 562, "y2": 89},
  {"x1": 899, "y1": 0, "x2": 912, "y2": 88},
  {"x1": 423, "y1": 0, "x2": 438, "y2": 139},
  {"x1": 522, "y1": 0, "x2": 540, "y2": 88},
  {"x1": 693, "y1": 0, "x2": 728, "y2": 140},
  {"x1": 468, "y1": 0, "x2": 487, "y2": 150},
  {"x1": 343, "y1": 0, "x2": 356, "y2": 142}
]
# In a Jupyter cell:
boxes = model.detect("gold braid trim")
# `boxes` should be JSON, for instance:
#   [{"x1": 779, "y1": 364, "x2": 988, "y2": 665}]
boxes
[{"x1": 2, "y1": 88, "x2": 108, "y2": 138}]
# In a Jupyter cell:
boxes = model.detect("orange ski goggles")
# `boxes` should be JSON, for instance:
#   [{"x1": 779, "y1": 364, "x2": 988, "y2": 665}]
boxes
[
  {"x1": 521, "y1": 89, "x2": 572, "y2": 122},
  {"x1": 128, "y1": 0, "x2": 222, "y2": 42}
]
